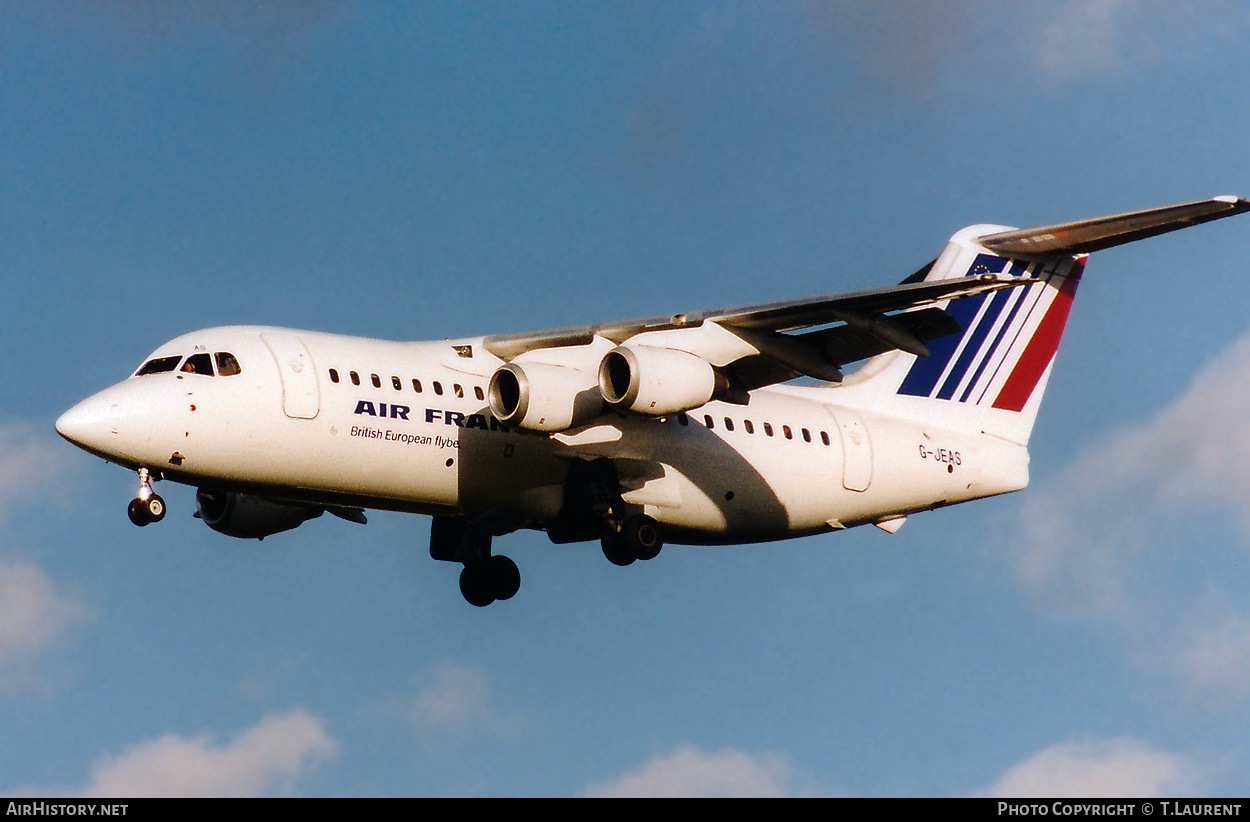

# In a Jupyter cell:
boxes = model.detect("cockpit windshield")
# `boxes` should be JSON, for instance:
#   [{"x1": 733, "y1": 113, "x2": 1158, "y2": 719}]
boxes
[
  {"x1": 135, "y1": 355, "x2": 182, "y2": 376},
  {"x1": 215, "y1": 352, "x2": 241, "y2": 376},
  {"x1": 180, "y1": 353, "x2": 213, "y2": 375},
  {"x1": 135, "y1": 352, "x2": 242, "y2": 377}
]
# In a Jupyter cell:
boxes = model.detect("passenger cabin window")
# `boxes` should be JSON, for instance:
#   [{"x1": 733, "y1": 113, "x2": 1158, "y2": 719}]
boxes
[
  {"x1": 329, "y1": 369, "x2": 340, "y2": 383},
  {"x1": 454, "y1": 384, "x2": 464, "y2": 399},
  {"x1": 215, "y1": 352, "x2": 241, "y2": 376},
  {"x1": 433, "y1": 382, "x2": 444, "y2": 396},
  {"x1": 474, "y1": 385, "x2": 485, "y2": 401},
  {"x1": 350, "y1": 371, "x2": 361, "y2": 386},
  {"x1": 136, "y1": 355, "x2": 182, "y2": 376},
  {"x1": 181, "y1": 353, "x2": 214, "y2": 375},
  {"x1": 371, "y1": 374, "x2": 381, "y2": 388},
  {"x1": 743, "y1": 420, "x2": 754, "y2": 434},
  {"x1": 392, "y1": 376, "x2": 402, "y2": 391},
  {"x1": 412, "y1": 379, "x2": 423, "y2": 393}
]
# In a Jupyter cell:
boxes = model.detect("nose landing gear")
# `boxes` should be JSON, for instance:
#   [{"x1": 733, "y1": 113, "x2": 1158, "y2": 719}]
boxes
[{"x1": 127, "y1": 467, "x2": 166, "y2": 527}]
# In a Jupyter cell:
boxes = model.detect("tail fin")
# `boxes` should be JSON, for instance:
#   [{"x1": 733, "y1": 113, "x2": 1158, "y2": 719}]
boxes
[
  {"x1": 888, "y1": 226, "x2": 1083, "y2": 445},
  {"x1": 840, "y1": 196, "x2": 1249, "y2": 446}
]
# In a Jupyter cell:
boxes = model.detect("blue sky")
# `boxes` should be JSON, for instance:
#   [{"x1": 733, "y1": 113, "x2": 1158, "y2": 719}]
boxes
[{"x1": 4, "y1": 0, "x2": 1250, "y2": 797}]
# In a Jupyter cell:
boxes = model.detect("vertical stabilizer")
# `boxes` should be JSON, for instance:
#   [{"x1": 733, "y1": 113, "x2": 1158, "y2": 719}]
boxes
[{"x1": 841, "y1": 225, "x2": 1083, "y2": 446}]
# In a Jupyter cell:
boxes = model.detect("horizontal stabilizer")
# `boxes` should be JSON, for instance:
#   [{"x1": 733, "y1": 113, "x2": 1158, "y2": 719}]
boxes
[{"x1": 979, "y1": 196, "x2": 1250, "y2": 257}]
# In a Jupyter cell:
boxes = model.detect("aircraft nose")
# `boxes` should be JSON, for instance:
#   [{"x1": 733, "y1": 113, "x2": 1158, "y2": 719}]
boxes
[{"x1": 56, "y1": 395, "x2": 112, "y2": 451}]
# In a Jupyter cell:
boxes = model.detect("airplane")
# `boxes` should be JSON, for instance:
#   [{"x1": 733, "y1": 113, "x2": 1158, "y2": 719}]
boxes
[{"x1": 56, "y1": 196, "x2": 1249, "y2": 606}]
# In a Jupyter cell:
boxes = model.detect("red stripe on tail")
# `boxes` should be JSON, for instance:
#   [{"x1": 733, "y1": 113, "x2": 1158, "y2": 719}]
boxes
[{"x1": 991, "y1": 264, "x2": 1083, "y2": 412}]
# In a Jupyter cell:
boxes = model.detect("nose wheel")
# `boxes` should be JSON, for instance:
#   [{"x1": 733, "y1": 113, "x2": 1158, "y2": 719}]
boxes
[{"x1": 127, "y1": 467, "x2": 166, "y2": 527}]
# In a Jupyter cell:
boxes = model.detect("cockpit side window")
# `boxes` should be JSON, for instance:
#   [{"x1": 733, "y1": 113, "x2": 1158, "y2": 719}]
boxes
[
  {"x1": 181, "y1": 353, "x2": 214, "y2": 375},
  {"x1": 215, "y1": 352, "x2": 241, "y2": 376},
  {"x1": 136, "y1": 355, "x2": 182, "y2": 376}
]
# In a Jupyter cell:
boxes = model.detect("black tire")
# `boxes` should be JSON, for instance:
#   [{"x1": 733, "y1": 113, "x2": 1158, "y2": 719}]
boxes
[
  {"x1": 128, "y1": 498, "x2": 151, "y2": 527},
  {"x1": 489, "y1": 555, "x2": 521, "y2": 601},
  {"x1": 459, "y1": 564, "x2": 496, "y2": 607},
  {"x1": 623, "y1": 515, "x2": 662, "y2": 561},
  {"x1": 601, "y1": 535, "x2": 636, "y2": 567}
]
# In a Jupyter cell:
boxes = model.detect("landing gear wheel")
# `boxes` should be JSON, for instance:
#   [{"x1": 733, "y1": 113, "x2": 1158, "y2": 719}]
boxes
[
  {"x1": 127, "y1": 494, "x2": 167, "y2": 527},
  {"x1": 602, "y1": 516, "x2": 663, "y2": 566},
  {"x1": 489, "y1": 555, "x2": 521, "y2": 601},
  {"x1": 128, "y1": 498, "x2": 152, "y2": 527},
  {"x1": 459, "y1": 555, "x2": 522, "y2": 607},
  {"x1": 460, "y1": 564, "x2": 495, "y2": 607},
  {"x1": 128, "y1": 468, "x2": 165, "y2": 527},
  {"x1": 145, "y1": 494, "x2": 166, "y2": 523},
  {"x1": 601, "y1": 535, "x2": 637, "y2": 567},
  {"x1": 622, "y1": 515, "x2": 662, "y2": 561}
]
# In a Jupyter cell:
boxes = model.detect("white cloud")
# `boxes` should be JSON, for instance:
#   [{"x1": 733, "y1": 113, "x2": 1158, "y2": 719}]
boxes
[
  {"x1": 1172, "y1": 609, "x2": 1250, "y2": 704},
  {"x1": 411, "y1": 663, "x2": 491, "y2": 730},
  {"x1": 1007, "y1": 333, "x2": 1250, "y2": 692},
  {"x1": 583, "y1": 746, "x2": 799, "y2": 798},
  {"x1": 0, "y1": 561, "x2": 87, "y2": 670},
  {"x1": 403, "y1": 663, "x2": 525, "y2": 741},
  {"x1": 978, "y1": 738, "x2": 1198, "y2": 798},
  {"x1": 0, "y1": 421, "x2": 69, "y2": 523},
  {"x1": 0, "y1": 422, "x2": 88, "y2": 684},
  {"x1": 1018, "y1": 334, "x2": 1250, "y2": 540},
  {"x1": 64, "y1": 710, "x2": 336, "y2": 798},
  {"x1": 794, "y1": 2, "x2": 1250, "y2": 96},
  {"x1": 1033, "y1": 0, "x2": 1250, "y2": 83}
]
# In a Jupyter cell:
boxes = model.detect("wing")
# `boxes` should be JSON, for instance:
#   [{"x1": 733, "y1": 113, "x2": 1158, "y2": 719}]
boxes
[
  {"x1": 483, "y1": 273, "x2": 1025, "y2": 379},
  {"x1": 482, "y1": 196, "x2": 1248, "y2": 393}
]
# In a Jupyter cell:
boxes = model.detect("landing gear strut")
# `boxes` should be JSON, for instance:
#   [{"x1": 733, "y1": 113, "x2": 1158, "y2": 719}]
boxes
[{"x1": 127, "y1": 467, "x2": 166, "y2": 527}]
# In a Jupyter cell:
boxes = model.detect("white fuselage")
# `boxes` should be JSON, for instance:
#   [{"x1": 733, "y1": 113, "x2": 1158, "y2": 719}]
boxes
[{"x1": 57, "y1": 325, "x2": 1030, "y2": 545}]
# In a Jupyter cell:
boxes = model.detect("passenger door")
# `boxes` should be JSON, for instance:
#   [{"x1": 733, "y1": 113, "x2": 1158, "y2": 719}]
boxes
[{"x1": 262, "y1": 333, "x2": 320, "y2": 420}]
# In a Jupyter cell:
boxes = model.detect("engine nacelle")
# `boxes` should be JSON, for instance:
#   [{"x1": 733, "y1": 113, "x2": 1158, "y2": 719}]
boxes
[
  {"x1": 598, "y1": 345, "x2": 721, "y2": 416},
  {"x1": 487, "y1": 362, "x2": 603, "y2": 432},
  {"x1": 195, "y1": 488, "x2": 323, "y2": 540}
]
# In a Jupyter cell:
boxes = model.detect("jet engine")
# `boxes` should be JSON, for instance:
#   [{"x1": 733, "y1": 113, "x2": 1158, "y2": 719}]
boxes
[
  {"x1": 195, "y1": 488, "x2": 324, "y2": 540},
  {"x1": 598, "y1": 345, "x2": 724, "y2": 416},
  {"x1": 488, "y1": 362, "x2": 603, "y2": 432}
]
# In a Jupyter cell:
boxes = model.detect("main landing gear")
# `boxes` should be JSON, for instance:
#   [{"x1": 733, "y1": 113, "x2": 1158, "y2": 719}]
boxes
[
  {"x1": 600, "y1": 514, "x2": 663, "y2": 567},
  {"x1": 546, "y1": 458, "x2": 666, "y2": 568},
  {"x1": 459, "y1": 555, "x2": 521, "y2": 608},
  {"x1": 127, "y1": 467, "x2": 166, "y2": 527},
  {"x1": 430, "y1": 515, "x2": 521, "y2": 608}
]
